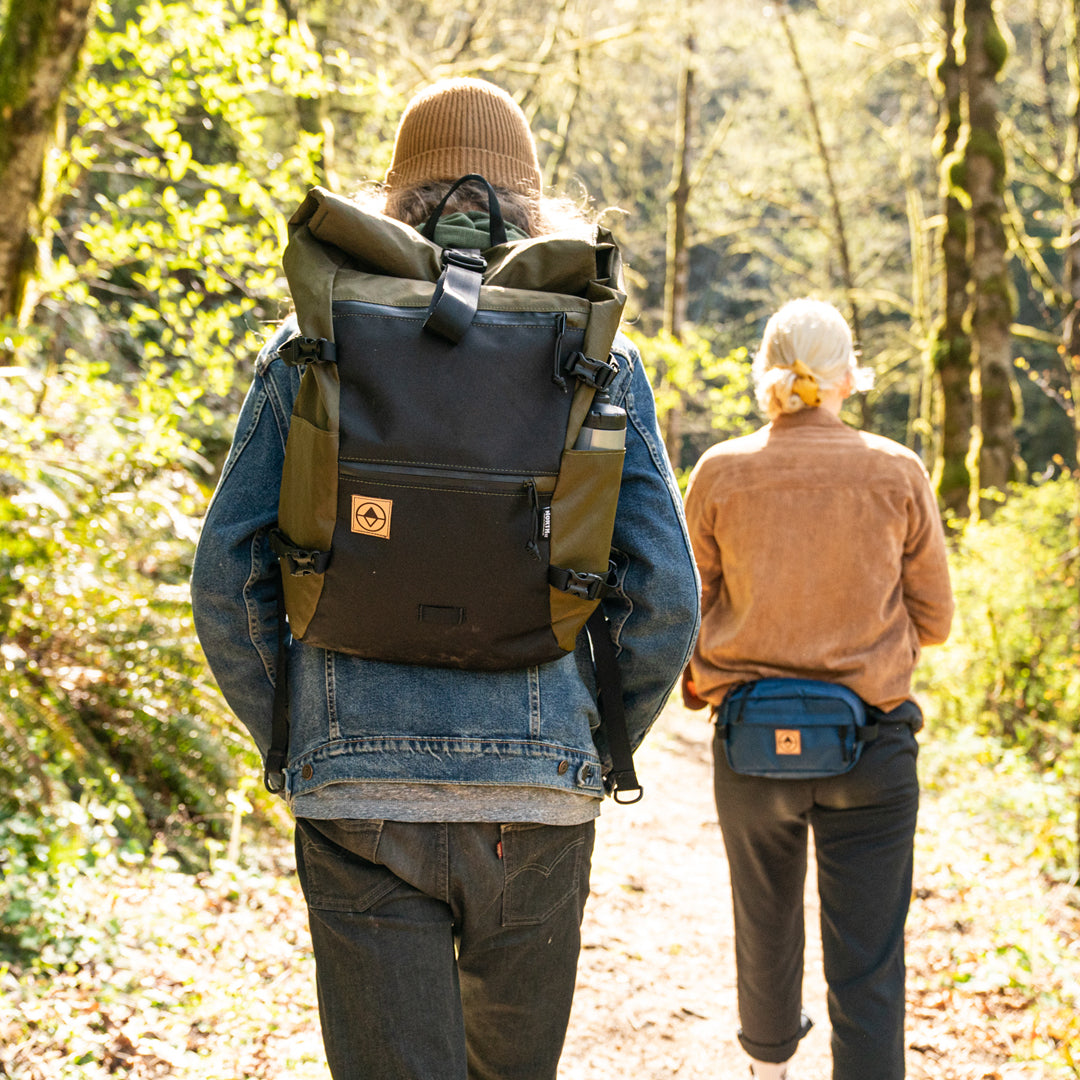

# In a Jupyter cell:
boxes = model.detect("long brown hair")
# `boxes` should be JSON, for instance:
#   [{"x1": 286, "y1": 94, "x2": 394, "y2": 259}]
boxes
[{"x1": 379, "y1": 177, "x2": 593, "y2": 239}]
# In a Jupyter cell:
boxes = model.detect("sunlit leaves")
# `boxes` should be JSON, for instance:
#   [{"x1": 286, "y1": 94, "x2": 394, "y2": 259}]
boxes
[
  {"x1": 1, "y1": 0, "x2": 355, "y2": 912},
  {"x1": 917, "y1": 474, "x2": 1080, "y2": 868}
]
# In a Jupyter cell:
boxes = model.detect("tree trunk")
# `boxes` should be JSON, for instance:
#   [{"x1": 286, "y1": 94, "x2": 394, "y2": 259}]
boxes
[
  {"x1": 661, "y1": 34, "x2": 695, "y2": 469},
  {"x1": 665, "y1": 40, "x2": 693, "y2": 341},
  {"x1": 547, "y1": 51, "x2": 583, "y2": 191},
  {"x1": 1062, "y1": 1, "x2": 1080, "y2": 811},
  {"x1": 933, "y1": 0, "x2": 975, "y2": 519},
  {"x1": 1064, "y1": 0, "x2": 1080, "y2": 475},
  {"x1": 777, "y1": 2, "x2": 867, "y2": 427},
  {"x1": 963, "y1": 0, "x2": 1016, "y2": 513},
  {"x1": 0, "y1": 0, "x2": 96, "y2": 331}
]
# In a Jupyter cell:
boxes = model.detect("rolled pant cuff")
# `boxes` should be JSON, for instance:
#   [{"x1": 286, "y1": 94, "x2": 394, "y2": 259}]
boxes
[{"x1": 737, "y1": 1011, "x2": 813, "y2": 1064}]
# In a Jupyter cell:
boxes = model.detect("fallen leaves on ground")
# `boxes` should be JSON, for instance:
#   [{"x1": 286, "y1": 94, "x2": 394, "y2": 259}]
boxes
[{"x1": 1, "y1": 704, "x2": 1077, "y2": 1079}]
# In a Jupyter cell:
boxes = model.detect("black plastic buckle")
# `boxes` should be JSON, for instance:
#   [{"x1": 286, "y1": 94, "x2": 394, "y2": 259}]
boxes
[
  {"x1": 441, "y1": 249, "x2": 487, "y2": 273},
  {"x1": 563, "y1": 351, "x2": 618, "y2": 391},
  {"x1": 563, "y1": 569, "x2": 608, "y2": 600},
  {"x1": 284, "y1": 550, "x2": 325, "y2": 577},
  {"x1": 270, "y1": 529, "x2": 330, "y2": 577},
  {"x1": 277, "y1": 336, "x2": 337, "y2": 366}
]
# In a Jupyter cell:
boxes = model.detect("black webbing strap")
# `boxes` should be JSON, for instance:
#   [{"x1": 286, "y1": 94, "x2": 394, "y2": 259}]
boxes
[
  {"x1": 423, "y1": 249, "x2": 486, "y2": 344},
  {"x1": 586, "y1": 606, "x2": 642, "y2": 803},
  {"x1": 420, "y1": 173, "x2": 507, "y2": 344},
  {"x1": 865, "y1": 698, "x2": 925, "y2": 733},
  {"x1": 264, "y1": 584, "x2": 290, "y2": 793},
  {"x1": 420, "y1": 174, "x2": 507, "y2": 247}
]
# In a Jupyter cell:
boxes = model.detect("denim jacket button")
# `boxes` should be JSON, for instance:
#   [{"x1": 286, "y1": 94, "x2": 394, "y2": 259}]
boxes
[
  {"x1": 557, "y1": 760, "x2": 569, "y2": 775},
  {"x1": 301, "y1": 764, "x2": 314, "y2": 780}
]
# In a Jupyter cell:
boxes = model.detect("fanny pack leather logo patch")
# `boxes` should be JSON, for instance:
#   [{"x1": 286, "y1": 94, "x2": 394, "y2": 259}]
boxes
[
  {"x1": 351, "y1": 495, "x2": 392, "y2": 539},
  {"x1": 775, "y1": 729, "x2": 802, "y2": 756}
]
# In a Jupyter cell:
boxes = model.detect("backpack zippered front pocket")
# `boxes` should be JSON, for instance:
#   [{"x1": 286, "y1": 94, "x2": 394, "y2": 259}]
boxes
[{"x1": 297, "y1": 462, "x2": 561, "y2": 670}]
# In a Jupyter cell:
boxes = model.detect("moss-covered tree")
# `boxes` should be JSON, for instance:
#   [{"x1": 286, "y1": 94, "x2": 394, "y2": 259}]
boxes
[
  {"x1": 1065, "y1": 0, "x2": 1080, "y2": 472},
  {"x1": 0, "y1": 0, "x2": 96, "y2": 330},
  {"x1": 963, "y1": 0, "x2": 1017, "y2": 512},
  {"x1": 932, "y1": 0, "x2": 975, "y2": 520}
]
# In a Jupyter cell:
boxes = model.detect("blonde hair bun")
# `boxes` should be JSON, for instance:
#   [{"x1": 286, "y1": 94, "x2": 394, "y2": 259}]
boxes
[{"x1": 752, "y1": 298, "x2": 872, "y2": 417}]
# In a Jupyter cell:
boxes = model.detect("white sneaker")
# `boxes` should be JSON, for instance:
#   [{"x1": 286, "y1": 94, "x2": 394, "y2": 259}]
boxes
[{"x1": 749, "y1": 1060, "x2": 790, "y2": 1080}]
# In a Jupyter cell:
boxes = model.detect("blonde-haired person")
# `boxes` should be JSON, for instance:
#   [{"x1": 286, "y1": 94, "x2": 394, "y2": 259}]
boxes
[
  {"x1": 682, "y1": 298, "x2": 953, "y2": 1080},
  {"x1": 192, "y1": 77, "x2": 699, "y2": 1080}
]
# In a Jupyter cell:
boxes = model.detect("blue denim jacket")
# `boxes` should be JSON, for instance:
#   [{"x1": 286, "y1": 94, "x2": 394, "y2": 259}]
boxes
[{"x1": 192, "y1": 314, "x2": 699, "y2": 819}]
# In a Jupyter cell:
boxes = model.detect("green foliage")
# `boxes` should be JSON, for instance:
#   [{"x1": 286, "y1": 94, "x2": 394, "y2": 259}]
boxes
[
  {"x1": 920, "y1": 727, "x2": 1077, "y2": 880},
  {"x1": 0, "y1": 791, "x2": 138, "y2": 966},
  {"x1": 51, "y1": 0, "x2": 333, "y2": 408},
  {"x1": 0, "y1": 360, "x2": 253, "y2": 848},
  {"x1": 626, "y1": 327, "x2": 756, "y2": 476},
  {"x1": 917, "y1": 474, "x2": 1080, "y2": 869},
  {"x1": 1, "y1": 0, "x2": 329, "y2": 925}
]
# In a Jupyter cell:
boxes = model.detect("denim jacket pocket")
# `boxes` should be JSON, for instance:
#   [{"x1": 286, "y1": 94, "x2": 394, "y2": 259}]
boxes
[{"x1": 499, "y1": 821, "x2": 595, "y2": 928}]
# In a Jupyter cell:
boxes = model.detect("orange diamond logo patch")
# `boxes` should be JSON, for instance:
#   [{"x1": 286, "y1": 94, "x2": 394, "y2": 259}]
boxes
[
  {"x1": 351, "y1": 495, "x2": 392, "y2": 539},
  {"x1": 775, "y1": 729, "x2": 802, "y2": 756}
]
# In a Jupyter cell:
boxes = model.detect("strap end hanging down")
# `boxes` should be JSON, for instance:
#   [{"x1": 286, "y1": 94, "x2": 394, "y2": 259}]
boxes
[
  {"x1": 423, "y1": 249, "x2": 487, "y2": 344},
  {"x1": 585, "y1": 606, "x2": 643, "y2": 804},
  {"x1": 264, "y1": 585, "x2": 291, "y2": 794}
]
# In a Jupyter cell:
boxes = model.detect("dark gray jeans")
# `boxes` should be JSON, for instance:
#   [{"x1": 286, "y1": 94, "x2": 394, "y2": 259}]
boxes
[
  {"x1": 713, "y1": 722, "x2": 920, "y2": 1079},
  {"x1": 294, "y1": 817, "x2": 595, "y2": 1080}
]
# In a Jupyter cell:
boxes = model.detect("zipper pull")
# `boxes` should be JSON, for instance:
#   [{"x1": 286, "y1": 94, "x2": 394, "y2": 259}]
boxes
[
  {"x1": 551, "y1": 312, "x2": 568, "y2": 392},
  {"x1": 525, "y1": 480, "x2": 549, "y2": 561}
]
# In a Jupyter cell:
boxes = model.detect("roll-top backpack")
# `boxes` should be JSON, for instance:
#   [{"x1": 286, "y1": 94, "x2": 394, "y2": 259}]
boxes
[{"x1": 264, "y1": 175, "x2": 640, "y2": 801}]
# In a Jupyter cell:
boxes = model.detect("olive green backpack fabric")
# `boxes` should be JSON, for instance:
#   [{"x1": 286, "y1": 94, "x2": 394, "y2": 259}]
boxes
[{"x1": 269, "y1": 178, "x2": 628, "y2": 675}]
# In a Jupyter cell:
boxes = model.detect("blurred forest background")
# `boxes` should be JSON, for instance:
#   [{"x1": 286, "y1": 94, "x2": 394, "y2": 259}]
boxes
[{"x1": 1, "y1": 0, "x2": 1079, "y2": 996}]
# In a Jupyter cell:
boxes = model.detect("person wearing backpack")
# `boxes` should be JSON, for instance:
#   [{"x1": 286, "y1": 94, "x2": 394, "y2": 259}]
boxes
[
  {"x1": 681, "y1": 299, "x2": 953, "y2": 1080},
  {"x1": 191, "y1": 77, "x2": 699, "y2": 1080}
]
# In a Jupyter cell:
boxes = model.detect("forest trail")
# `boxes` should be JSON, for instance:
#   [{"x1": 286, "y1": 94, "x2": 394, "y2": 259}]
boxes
[
  {"x1": 1, "y1": 703, "x2": 1077, "y2": 1079},
  {"x1": 565, "y1": 705, "x2": 1079, "y2": 1080}
]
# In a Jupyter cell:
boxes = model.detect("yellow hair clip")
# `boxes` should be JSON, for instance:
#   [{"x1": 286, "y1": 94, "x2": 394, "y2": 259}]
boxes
[{"x1": 790, "y1": 358, "x2": 821, "y2": 407}]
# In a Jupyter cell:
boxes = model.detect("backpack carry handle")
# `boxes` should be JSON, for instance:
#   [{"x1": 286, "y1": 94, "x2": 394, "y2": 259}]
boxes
[{"x1": 421, "y1": 174, "x2": 508, "y2": 248}]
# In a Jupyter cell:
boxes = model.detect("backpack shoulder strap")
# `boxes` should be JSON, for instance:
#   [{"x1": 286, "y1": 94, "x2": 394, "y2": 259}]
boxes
[{"x1": 586, "y1": 607, "x2": 642, "y2": 803}]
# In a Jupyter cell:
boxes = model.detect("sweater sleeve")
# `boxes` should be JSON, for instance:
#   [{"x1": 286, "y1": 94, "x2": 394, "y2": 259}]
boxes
[
  {"x1": 902, "y1": 462, "x2": 955, "y2": 646},
  {"x1": 683, "y1": 454, "x2": 723, "y2": 621}
]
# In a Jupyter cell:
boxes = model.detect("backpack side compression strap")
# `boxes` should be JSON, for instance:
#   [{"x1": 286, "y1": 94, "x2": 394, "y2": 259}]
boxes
[
  {"x1": 586, "y1": 606, "x2": 642, "y2": 803},
  {"x1": 264, "y1": 583, "x2": 290, "y2": 794}
]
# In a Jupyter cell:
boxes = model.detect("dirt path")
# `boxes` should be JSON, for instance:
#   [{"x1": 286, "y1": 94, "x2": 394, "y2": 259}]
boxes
[
  {"x1": 561, "y1": 705, "x2": 833, "y2": 1080},
  {"x1": 562, "y1": 704, "x2": 1079, "y2": 1080},
  {"x1": 2, "y1": 702, "x2": 1077, "y2": 1079}
]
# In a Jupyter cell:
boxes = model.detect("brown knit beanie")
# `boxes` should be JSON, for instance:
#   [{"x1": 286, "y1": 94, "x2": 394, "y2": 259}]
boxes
[{"x1": 384, "y1": 78, "x2": 542, "y2": 196}]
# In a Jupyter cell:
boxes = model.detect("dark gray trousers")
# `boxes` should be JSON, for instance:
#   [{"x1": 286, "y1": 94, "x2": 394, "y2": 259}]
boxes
[
  {"x1": 294, "y1": 817, "x2": 594, "y2": 1080},
  {"x1": 713, "y1": 722, "x2": 920, "y2": 1079}
]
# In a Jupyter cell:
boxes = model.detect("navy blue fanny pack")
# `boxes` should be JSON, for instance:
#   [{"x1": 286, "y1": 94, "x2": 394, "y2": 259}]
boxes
[{"x1": 715, "y1": 678, "x2": 921, "y2": 780}]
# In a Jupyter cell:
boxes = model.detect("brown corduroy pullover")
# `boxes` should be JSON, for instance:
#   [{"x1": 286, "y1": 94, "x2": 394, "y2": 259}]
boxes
[{"x1": 683, "y1": 408, "x2": 954, "y2": 712}]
